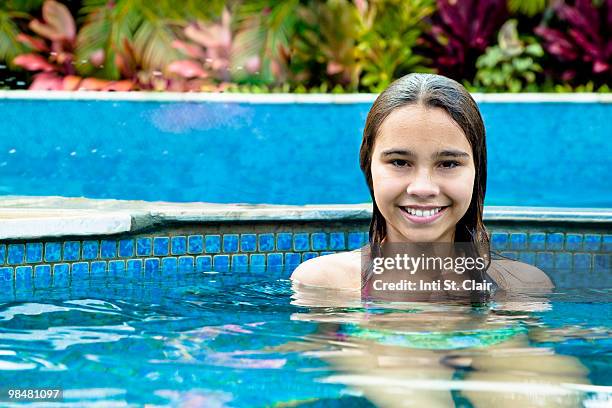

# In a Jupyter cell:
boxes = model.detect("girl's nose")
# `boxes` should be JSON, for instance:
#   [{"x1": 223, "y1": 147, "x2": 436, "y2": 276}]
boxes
[{"x1": 405, "y1": 170, "x2": 440, "y2": 198}]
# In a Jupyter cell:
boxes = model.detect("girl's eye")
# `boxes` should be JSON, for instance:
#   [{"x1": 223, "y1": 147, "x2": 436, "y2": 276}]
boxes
[
  {"x1": 440, "y1": 160, "x2": 460, "y2": 169},
  {"x1": 391, "y1": 159, "x2": 410, "y2": 168}
]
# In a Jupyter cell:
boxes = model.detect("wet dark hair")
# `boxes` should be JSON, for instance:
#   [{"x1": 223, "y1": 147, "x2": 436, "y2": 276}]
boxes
[{"x1": 359, "y1": 73, "x2": 491, "y2": 298}]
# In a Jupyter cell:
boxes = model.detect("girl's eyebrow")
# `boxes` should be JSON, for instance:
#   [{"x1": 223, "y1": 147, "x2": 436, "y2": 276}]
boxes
[{"x1": 381, "y1": 148, "x2": 470, "y2": 159}]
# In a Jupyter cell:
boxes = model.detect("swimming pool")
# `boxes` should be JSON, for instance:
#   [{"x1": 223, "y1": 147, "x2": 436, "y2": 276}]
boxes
[
  {"x1": 0, "y1": 271, "x2": 610, "y2": 406},
  {"x1": 0, "y1": 92, "x2": 610, "y2": 207},
  {"x1": 0, "y1": 196, "x2": 610, "y2": 406},
  {"x1": 0, "y1": 92, "x2": 610, "y2": 406}
]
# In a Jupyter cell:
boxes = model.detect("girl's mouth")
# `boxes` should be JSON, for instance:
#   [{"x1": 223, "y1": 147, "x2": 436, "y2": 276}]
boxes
[{"x1": 399, "y1": 206, "x2": 448, "y2": 224}]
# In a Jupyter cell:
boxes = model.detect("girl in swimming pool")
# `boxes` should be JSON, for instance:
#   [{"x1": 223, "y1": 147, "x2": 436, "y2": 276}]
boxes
[{"x1": 291, "y1": 73, "x2": 553, "y2": 294}]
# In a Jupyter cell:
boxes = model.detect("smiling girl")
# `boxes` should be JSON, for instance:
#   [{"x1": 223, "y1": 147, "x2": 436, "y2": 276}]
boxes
[{"x1": 291, "y1": 73, "x2": 552, "y2": 292}]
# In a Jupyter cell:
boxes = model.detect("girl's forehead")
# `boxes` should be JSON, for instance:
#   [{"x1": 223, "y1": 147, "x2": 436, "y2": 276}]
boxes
[{"x1": 375, "y1": 106, "x2": 470, "y2": 152}]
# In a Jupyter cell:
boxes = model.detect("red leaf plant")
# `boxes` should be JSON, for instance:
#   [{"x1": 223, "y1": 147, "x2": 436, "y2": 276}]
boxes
[
  {"x1": 13, "y1": 0, "x2": 133, "y2": 91},
  {"x1": 535, "y1": 0, "x2": 612, "y2": 85},
  {"x1": 166, "y1": 7, "x2": 260, "y2": 92},
  {"x1": 420, "y1": 0, "x2": 509, "y2": 81}
]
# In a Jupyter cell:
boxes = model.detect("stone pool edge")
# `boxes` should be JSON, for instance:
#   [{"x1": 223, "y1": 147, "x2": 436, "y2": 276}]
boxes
[{"x1": 1, "y1": 196, "x2": 611, "y2": 240}]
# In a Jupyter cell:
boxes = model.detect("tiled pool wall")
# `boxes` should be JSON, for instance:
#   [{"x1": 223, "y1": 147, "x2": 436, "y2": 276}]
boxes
[
  {"x1": 0, "y1": 94, "x2": 610, "y2": 207},
  {"x1": 0, "y1": 220, "x2": 610, "y2": 300}
]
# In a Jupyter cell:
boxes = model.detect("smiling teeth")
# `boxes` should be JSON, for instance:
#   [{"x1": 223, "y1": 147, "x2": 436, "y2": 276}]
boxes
[{"x1": 404, "y1": 207, "x2": 443, "y2": 217}]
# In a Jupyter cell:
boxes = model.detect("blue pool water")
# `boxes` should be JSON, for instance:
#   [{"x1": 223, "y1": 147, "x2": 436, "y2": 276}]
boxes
[
  {"x1": 0, "y1": 271, "x2": 610, "y2": 406},
  {"x1": 0, "y1": 100, "x2": 610, "y2": 207}
]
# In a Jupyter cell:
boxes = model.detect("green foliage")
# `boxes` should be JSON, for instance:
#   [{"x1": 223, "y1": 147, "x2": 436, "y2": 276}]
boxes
[
  {"x1": 0, "y1": 0, "x2": 43, "y2": 66},
  {"x1": 356, "y1": 0, "x2": 435, "y2": 92},
  {"x1": 75, "y1": 0, "x2": 184, "y2": 80},
  {"x1": 507, "y1": 0, "x2": 548, "y2": 17},
  {"x1": 473, "y1": 20, "x2": 544, "y2": 92},
  {"x1": 0, "y1": 0, "x2": 609, "y2": 92}
]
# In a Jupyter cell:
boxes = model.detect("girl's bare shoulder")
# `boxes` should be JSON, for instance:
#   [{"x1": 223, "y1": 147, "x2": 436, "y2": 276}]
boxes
[
  {"x1": 487, "y1": 258, "x2": 554, "y2": 290},
  {"x1": 290, "y1": 250, "x2": 362, "y2": 290}
]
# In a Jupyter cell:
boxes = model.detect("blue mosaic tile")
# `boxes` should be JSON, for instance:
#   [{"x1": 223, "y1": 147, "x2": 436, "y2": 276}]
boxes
[
  {"x1": 311, "y1": 233, "x2": 328, "y2": 251},
  {"x1": 583, "y1": 234, "x2": 601, "y2": 251},
  {"x1": 529, "y1": 233, "x2": 546, "y2": 250},
  {"x1": 536, "y1": 252, "x2": 554, "y2": 270},
  {"x1": 303, "y1": 252, "x2": 319, "y2": 262},
  {"x1": 285, "y1": 253, "x2": 301, "y2": 266},
  {"x1": 178, "y1": 256, "x2": 195, "y2": 272},
  {"x1": 195, "y1": 256, "x2": 212, "y2": 272},
  {"x1": 213, "y1": 255, "x2": 230, "y2": 271},
  {"x1": 171, "y1": 236, "x2": 187, "y2": 255},
  {"x1": 594, "y1": 254, "x2": 611, "y2": 272},
  {"x1": 100, "y1": 240, "x2": 117, "y2": 259},
  {"x1": 232, "y1": 254, "x2": 249, "y2": 272},
  {"x1": 329, "y1": 233, "x2": 346, "y2": 250},
  {"x1": 348, "y1": 232, "x2": 364, "y2": 250},
  {"x1": 188, "y1": 235, "x2": 204, "y2": 254},
  {"x1": 63, "y1": 241, "x2": 80, "y2": 261},
  {"x1": 44, "y1": 242, "x2": 62, "y2": 262},
  {"x1": 603, "y1": 235, "x2": 612, "y2": 252},
  {"x1": 72, "y1": 262, "x2": 89, "y2": 280},
  {"x1": 276, "y1": 233, "x2": 293, "y2": 251},
  {"x1": 119, "y1": 239, "x2": 134, "y2": 257},
  {"x1": 223, "y1": 235, "x2": 239, "y2": 253},
  {"x1": 500, "y1": 252, "x2": 518, "y2": 260},
  {"x1": 258, "y1": 234, "x2": 275, "y2": 251},
  {"x1": 518, "y1": 251, "x2": 536, "y2": 265},
  {"x1": 144, "y1": 258, "x2": 161, "y2": 279},
  {"x1": 232, "y1": 254, "x2": 248, "y2": 267},
  {"x1": 321, "y1": 251, "x2": 334, "y2": 256},
  {"x1": 546, "y1": 233, "x2": 564, "y2": 251},
  {"x1": 90, "y1": 261, "x2": 107, "y2": 278},
  {"x1": 293, "y1": 233, "x2": 310, "y2": 252},
  {"x1": 136, "y1": 238, "x2": 152, "y2": 256},
  {"x1": 15, "y1": 266, "x2": 33, "y2": 290},
  {"x1": 555, "y1": 253, "x2": 572, "y2": 270},
  {"x1": 565, "y1": 234, "x2": 583, "y2": 251},
  {"x1": 240, "y1": 234, "x2": 257, "y2": 252},
  {"x1": 161, "y1": 257, "x2": 177, "y2": 276},
  {"x1": 574, "y1": 253, "x2": 592, "y2": 271},
  {"x1": 153, "y1": 237, "x2": 169, "y2": 256},
  {"x1": 205, "y1": 235, "x2": 221, "y2": 253},
  {"x1": 0, "y1": 266, "x2": 13, "y2": 284},
  {"x1": 0, "y1": 245, "x2": 5, "y2": 265},
  {"x1": 25, "y1": 243, "x2": 43, "y2": 263},
  {"x1": 250, "y1": 254, "x2": 266, "y2": 267},
  {"x1": 53, "y1": 264, "x2": 69, "y2": 287},
  {"x1": 127, "y1": 259, "x2": 143, "y2": 276},
  {"x1": 108, "y1": 260, "x2": 126, "y2": 278},
  {"x1": 34, "y1": 265, "x2": 51, "y2": 289},
  {"x1": 82, "y1": 240, "x2": 99, "y2": 260},
  {"x1": 268, "y1": 253, "x2": 283, "y2": 268},
  {"x1": 492, "y1": 233, "x2": 509, "y2": 250},
  {"x1": 7, "y1": 244, "x2": 25, "y2": 265},
  {"x1": 509, "y1": 233, "x2": 527, "y2": 250}
]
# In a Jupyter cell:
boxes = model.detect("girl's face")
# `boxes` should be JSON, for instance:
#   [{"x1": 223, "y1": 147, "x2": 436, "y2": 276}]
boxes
[{"x1": 371, "y1": 104, "x2": 475, "y2": 243}]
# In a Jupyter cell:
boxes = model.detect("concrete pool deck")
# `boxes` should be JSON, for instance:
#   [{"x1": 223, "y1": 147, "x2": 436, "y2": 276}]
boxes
[{"x1": 0, "y1": 195, "x2": 611, "y2": 240}]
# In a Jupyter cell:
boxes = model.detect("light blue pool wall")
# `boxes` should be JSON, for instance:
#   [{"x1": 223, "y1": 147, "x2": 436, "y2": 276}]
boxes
[
  {"x1": 0, "y1": 100, "x2": 610, "y2": 207},
  {"x1": 0, "y1": 220, "x2": 610, "y2": 302}
]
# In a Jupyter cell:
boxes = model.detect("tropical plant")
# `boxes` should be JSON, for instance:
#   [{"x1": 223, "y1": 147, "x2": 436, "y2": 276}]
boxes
[
  {"x1": 13, "y1": 0, "x2": 133, "y2": 90},
  {"x1": 288, "y1": 0, "x2": 362, "y2": 91},
  {"x1": 166, "y1": 6, "x2": 261, "y2": 91},
  {"x1": 507, "y1": 0, "x2": 549, "y2": 16},
  {"x1": 535, "y1": 0, "x2": 612, "y2": 86},
  {"x1": 232, "y1": 0, "x2": 301, "y2": 86},
  {"x1": 356, "y1": 0, "x2": 436, "y2": 92},
  {"x1": 473, "y1": 20, "x2": 544, "y2": 92},
  {"x1": 420, "y1": 0, "x2": 509, "y2": 82},
  {"x1": 0, "y1": 0, "x2": 44, "y2": 65}
]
